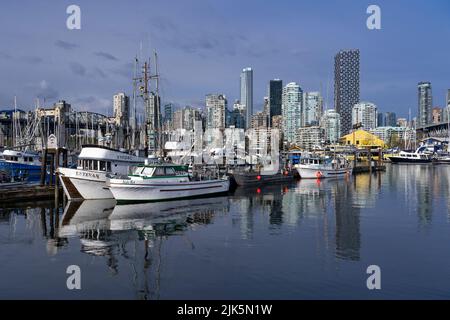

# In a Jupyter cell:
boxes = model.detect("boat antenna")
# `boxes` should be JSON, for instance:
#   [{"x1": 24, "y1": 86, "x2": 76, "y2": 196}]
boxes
[{"x1": 154, "y1": 50, "x2": 162, "y2": 157}]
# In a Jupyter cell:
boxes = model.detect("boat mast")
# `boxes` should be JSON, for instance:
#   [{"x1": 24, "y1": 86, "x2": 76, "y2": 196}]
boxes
[
  {"x1": 132, "y1": 56, "x2": 138, "y2": 152},
  {"x1": 12, "y1": 96, "x2": 16, "y2": 148},
  {"x1": 154, "y1": 50, "x2": 162, "y2": 157}
]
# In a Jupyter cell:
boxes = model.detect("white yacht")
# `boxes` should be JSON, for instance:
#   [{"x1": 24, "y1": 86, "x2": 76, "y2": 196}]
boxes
[
  {"x1": 294, "y1": 154, "x2": 352, "y2": 179},
  {"x1": 107, "y1": 162, "x2": 230, "y2": 203},
  {"x1": 388, "y1": 146, "x2": 432, "y2": 164},
  {"x1": 58, "y1": 145, "x2": 146, "y2": 200}
]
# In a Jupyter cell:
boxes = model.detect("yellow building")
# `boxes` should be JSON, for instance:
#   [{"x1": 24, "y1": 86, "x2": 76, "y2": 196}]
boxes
[{"x1": 340, "y1": 129, "x2": 386, "y2": 149}]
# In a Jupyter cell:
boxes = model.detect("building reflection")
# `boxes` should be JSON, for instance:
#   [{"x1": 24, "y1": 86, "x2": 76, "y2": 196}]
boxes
[
  {"x1": 333, "y1": 180, "x2": 361, "y2": 261},
  {"x1": 392, "y1": 165, "x2": 434, "y2": 227}
]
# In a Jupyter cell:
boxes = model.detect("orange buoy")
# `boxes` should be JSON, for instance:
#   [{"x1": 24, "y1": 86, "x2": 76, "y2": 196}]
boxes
[{"x1": 316, "y1": 171, "x2": 323, "y2": 179}]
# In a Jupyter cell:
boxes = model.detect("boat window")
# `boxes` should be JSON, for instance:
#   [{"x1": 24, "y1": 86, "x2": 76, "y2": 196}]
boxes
[
  {"x1": 154, "y1": 167, "x2": 165, "y2": 176},
  {"x1": 165, "y1": 167, "x2": 176, "y2": 176},
  {"x1": 175, "y1": 167, "x2": 188, "y2": 175},
  {"x1": 106, "y1": 162, "x2": 111, "y2": 172},
  {"x1": 142, "y1": 167, "x2": 154, "y2": 176},
  {"x1": 99, "y1": 161, "x2": 106, "y2": 171},
  {"x1": 132, "y1": 166, "x2": 142, "y2": 175}
]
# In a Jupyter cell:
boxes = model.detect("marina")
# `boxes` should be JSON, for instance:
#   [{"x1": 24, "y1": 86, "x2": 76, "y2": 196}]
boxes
[{"x1": 0, "y1": 0, "x2": 449, "y2": 303}]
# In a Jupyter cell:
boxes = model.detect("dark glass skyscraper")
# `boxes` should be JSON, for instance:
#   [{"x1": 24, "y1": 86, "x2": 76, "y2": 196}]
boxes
[
  {"x1": 164, "y1": 103, "x2": 173, "y2": 123},
  {"x1": 268, "y1": 79, "x2": 282, "y2": 126},
  {"x1": 377, "y1": 112, "x2": 385, "y2": 127},
  {"x1": 334, "y1": 49, "x2": 360, "y2": 135},
  {"x1": 385, "y1": 112, "x2": 397, "y2": 127},
  {"x1": 418, "y1": 82, "x2": 432, "y2": 127}
]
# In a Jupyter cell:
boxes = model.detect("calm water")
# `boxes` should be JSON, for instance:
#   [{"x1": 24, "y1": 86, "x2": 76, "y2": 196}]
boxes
[{"x1": 1, "y1": 164, "x2": 450, "y2": 299}]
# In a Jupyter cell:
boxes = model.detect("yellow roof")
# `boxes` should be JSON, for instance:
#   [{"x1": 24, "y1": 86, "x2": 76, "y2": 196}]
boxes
[{"x1": 340, "y1": 129, "x2": 386, "y2": 148}]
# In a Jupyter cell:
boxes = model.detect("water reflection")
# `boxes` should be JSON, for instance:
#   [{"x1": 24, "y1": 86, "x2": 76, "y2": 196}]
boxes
[
  {"x1": 2, "y1": 165, "x2": 450, "y2": 299},
  {"x1": 56, "y1": 197, "x2": 229, "y2": 299}
]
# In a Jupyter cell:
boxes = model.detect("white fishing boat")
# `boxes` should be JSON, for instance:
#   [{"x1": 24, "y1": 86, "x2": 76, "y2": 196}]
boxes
[
  {"x1": 107, "y1": 162, "x2": 230, "y2": 203},
  {"x1": 294, "y1": 154, "x2": 352, "y2": 179},
  {"x1": 58, "y1": 145, "x2": 146, "y2": 200}
]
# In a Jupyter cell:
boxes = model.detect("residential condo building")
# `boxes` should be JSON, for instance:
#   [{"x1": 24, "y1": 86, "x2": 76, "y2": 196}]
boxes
[{"x1": 334, "y1": 49, "x2": 360, "y2": 135}]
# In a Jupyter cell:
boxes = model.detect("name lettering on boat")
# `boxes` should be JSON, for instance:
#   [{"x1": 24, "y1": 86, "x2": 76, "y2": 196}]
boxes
[
  {"x1": 75, "y1": 171, "x2": 100, "y2": 179},
  {"x1": 116, "y1": 155, "x2": 133, "y2": 161}
]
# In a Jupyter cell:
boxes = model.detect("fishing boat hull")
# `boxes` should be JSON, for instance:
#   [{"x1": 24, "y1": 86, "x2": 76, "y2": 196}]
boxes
[
  {"x1": 58, "y1": 167, "x2": 113, "y2": 200},
  {"x1": 295, "y1": 166, "x2": 352, "y2": 179},
  {"x1": 107, "y1": 178, "x2": 230, "y2": 203},
  {"x1": 231, "y1": 171, "x2": 295, "y2": 186}
]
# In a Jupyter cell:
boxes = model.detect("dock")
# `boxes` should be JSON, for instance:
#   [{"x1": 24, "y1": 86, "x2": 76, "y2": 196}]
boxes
[
  {"x1": 0, "y1": 185, "x2": 62, "y2": 203},
  {"x1": 353, "y1": 164, "x2": 386, "y2": 174}
]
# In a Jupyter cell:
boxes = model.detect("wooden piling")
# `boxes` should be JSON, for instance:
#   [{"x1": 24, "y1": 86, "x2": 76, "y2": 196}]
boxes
[{"x1": 40, "y1": 148, "x2": 48, "y2": 186}]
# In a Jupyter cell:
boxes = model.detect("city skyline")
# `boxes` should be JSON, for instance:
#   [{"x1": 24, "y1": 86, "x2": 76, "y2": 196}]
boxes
[{"x1": 0, "y1": 0, "x2": 449, "y2": 119}]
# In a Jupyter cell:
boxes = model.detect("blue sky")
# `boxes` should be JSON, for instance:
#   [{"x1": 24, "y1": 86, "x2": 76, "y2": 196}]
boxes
[{"x1": 0, "y1": 0, "x2": 449, "y2": 118}]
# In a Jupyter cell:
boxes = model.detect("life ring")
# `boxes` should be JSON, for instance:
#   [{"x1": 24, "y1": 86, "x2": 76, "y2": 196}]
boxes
[{"x1": 316, "y1": 171, "x2": 323, "y2": 179}]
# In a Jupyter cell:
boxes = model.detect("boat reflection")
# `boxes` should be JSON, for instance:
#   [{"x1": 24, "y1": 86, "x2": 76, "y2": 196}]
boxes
[
  {"x1": 109, "y1": 197, "x2": 229, "y2": 231},
  {"x1": 60, "y1": 196, "x2": 229, "y2": 299}
]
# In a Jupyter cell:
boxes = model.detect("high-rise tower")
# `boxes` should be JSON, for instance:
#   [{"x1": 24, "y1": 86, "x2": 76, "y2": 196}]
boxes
[
  {"x1": 240, "y1": 67, "x2": 253, "y2": 129},
  {"x1": 418, "y1": 82, "x2": 432, "y2": 127},
  {"x1": 334, "y1": 49, "x2": 360, "y2": 135}
]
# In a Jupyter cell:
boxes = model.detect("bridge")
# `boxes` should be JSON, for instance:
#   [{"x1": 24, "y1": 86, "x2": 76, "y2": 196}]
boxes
[{"x1": 416, "y1": 122, "x2": 449, "y2": 140}]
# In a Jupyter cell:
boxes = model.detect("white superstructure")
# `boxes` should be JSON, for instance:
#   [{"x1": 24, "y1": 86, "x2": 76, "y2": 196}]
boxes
[
  {"x1": 58, "y1": 145, "x2": 146, "y2": 200},
  {"x1": 0, "y1": 150, "x2": 41, "y2": 166}
]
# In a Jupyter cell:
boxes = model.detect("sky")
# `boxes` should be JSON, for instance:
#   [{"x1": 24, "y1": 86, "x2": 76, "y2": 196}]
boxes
[{"x1": 0, "y1": 0, "x2": 449, "y2": 118}]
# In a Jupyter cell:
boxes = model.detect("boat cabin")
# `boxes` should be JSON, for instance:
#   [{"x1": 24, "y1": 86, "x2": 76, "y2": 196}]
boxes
[
  {"x1": 76, "y1": 145, "x2": 145, "y2": 175},
  {"x1": 300, "y1": 157, "x2": 326, "y2": 165},
  {"x1": 398, "y1": 152, "x2": 429, "y2": 160},
  {"x1": 1, "y1": 150, "x2": 41, "y2": 166},
  {"x1": 129, "y1": 164, "x2": 189, "y2": 179}
]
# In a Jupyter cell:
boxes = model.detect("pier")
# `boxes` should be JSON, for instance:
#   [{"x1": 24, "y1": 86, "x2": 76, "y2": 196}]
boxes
[
  {"x1": 0, "y1": 185, "x2": 62, "y2": 203},
  {"x1": 351, "y1": 148, "x2": 386, "y2": 174}
]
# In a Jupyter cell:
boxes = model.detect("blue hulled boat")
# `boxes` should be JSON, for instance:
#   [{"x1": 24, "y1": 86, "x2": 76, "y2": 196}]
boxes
[{"x1": 0, "y1": 149, "x2": 42, "y2": 182}]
